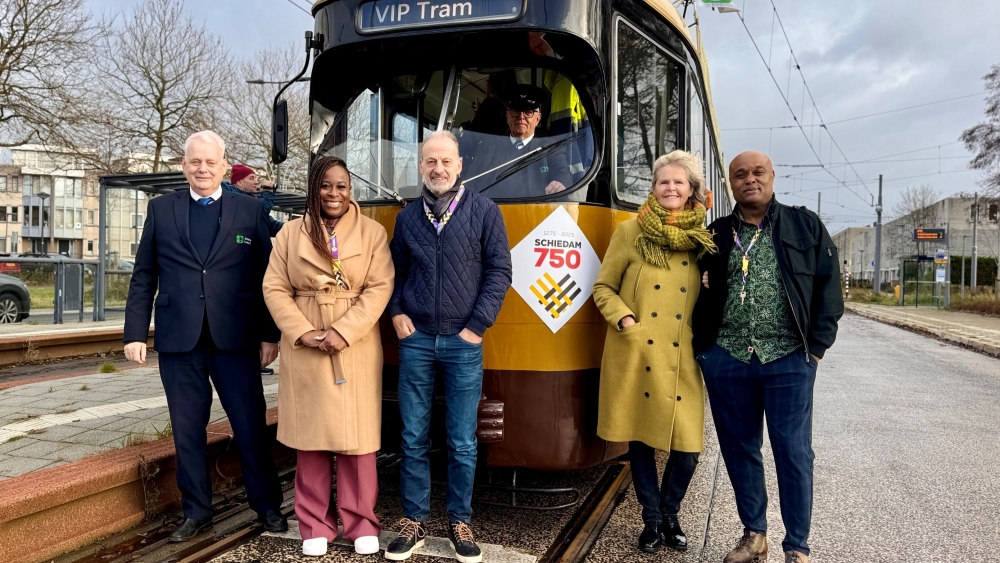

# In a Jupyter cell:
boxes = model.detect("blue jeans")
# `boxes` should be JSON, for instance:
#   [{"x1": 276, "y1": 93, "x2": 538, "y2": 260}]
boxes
[
  {"x1": 397, "y1": 330, "x2": 483, "y2": 523},
  {"x1": 698, "y1": 345, "x2": 817, "y2": 555}
]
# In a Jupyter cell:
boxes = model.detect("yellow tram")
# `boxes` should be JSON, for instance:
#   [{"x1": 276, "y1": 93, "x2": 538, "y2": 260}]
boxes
[{"x1": 301, "y1": 0, "x2": 732, "y2": 471}]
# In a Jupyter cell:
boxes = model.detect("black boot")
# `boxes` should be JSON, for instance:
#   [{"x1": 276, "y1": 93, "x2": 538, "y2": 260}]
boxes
[
  {"x1": 256, "y1": 509, "x2": 288, "y2": 532},
  {"x1": 638, "y1": 521, "x2": 663, "y2": 553},
  {"x1": 661, "y1": 515, "x2": 688, "y2": 551},
  {"x1": 168, "y1": 517, "x2": 213, "y2": 542}
]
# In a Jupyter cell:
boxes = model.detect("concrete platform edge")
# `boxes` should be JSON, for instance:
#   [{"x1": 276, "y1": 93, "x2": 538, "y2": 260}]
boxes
[
  {"x1": 845, "y1": 303, "x2": 1000, "y2": 358},
  {"x1": 0, "y1": 407, "x2": 291, "y2": 563},
  {"x1": 0, "y1": 329, "x2": 154, "y2": 368}
]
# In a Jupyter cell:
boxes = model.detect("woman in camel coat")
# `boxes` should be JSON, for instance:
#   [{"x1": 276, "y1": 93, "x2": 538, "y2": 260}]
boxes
[
  {"x1": 263, "y1": 156, "x2": 393, "y2": 558},
  {"x1": 592, "y1": 150, "x2": 716, "y2": 554}
]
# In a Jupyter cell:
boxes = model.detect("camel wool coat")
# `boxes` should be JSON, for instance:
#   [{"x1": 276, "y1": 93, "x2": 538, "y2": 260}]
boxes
[
  {"x1": 263, "y1": 201, "x2": 394, "y2": 455},
  {"x1": 592, "y1": 219, "x2": 705, "y2": 453}
]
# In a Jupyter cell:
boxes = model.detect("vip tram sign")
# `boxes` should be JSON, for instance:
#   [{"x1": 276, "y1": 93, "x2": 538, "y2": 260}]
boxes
[
  {"x1": 510, "y1": 207, "x2": 601, "y2": 333},
  {"x1": 356, "y1": 0, "x2": 523, "y2": 33}
]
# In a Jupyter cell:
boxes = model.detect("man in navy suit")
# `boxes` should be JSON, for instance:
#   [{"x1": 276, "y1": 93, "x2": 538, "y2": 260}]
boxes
[{"x1": 123, "y1": 130, "x2": 286, "y2": 542}]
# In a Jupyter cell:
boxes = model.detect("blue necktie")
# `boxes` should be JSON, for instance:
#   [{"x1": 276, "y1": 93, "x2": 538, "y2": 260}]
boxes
[
  {"x1": 515, "y1": 141, "x2": 525, "y2": 150},
  {"x1": 198, "y1": 197, "x2": 213, "y2": 206}
]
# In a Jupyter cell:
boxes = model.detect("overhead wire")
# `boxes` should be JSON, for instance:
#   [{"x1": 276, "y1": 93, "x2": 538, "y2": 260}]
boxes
[
  {"x1": 735, "y1": 1, "x2": 874, "y2": 207},
  {"x1": 280, "y1": 0, "x2": 311, "y2": 16}
]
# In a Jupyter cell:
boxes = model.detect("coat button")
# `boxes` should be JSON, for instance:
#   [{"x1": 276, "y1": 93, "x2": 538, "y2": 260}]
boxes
[
  {"x1": 673, "y1": 342, "x2": 679, "y2": 347},
  {"x1": 654, "y1": 284, "x2": 660, "y2": 290},
  {"x1": 651, "y1": 312, "x2": 658, "y2": 318},
  {"x1": 648, "y1": 339, "x2": 654, "y2": 345},
  {"x1": 677, "y1": 396, "x2": 682, "y2": 401},
  {"x1": 199, "y1": 295, "x2": 204, "y2": 299},
  {"x1": 676, "y1": 314, "x2": 682, "y2": 320},
  {"x1": 644, "y1": 392, "x2": 650, "y2": 397},
  {"x1": 645, "y1": 366, "x2": 651, "y2": 371},
  {"x1": 680, "y1": 287, "x2": 687, "y2": 293},
  {"x1": 202, "y1": 270, "x2": 207, "y2": 274},
  {"x1": 682, "y1": 261, "x2": 688, "y2": 266}
]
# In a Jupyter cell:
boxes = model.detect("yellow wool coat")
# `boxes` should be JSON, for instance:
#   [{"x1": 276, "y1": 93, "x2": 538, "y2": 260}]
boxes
[
  {"x1": 592, "y1": 219, "x2": 705, "y2": 453},
  {"x1": 263, "y1": 202, "x2": 394, "y2": 454}
]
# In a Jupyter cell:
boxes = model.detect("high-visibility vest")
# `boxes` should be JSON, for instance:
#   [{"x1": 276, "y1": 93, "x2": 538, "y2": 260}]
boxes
[{"x1": 546, "y1": 71, "x2": 588, "y2": 135}]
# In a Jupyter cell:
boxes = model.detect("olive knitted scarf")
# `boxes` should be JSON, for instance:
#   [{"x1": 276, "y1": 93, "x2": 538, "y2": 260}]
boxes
[{"x1": 635, "y1": 193, "x2": 717, "y2": 268}]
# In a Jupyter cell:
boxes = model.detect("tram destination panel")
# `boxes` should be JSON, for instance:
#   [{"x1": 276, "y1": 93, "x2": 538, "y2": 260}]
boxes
[{"x1": 356, "y1": 0, "x2": 523, "y2": 33}]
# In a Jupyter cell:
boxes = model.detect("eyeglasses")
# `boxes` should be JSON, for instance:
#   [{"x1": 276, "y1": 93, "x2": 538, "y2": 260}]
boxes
[{"x1": 507, "y1": 108, "x2": 539, "y2": 117}]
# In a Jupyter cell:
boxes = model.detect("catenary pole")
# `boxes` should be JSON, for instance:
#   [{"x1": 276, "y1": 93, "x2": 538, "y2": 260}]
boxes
[
  {"x1": 874, "y1": 175, "x2": 883, "y2": 295},
  {"x1": 972, "y1": 192, "x2": 979, "y2": 292}
]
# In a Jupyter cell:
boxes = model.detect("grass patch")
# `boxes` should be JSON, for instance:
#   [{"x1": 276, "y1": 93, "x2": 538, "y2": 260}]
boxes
[
  {"x1": 951, "y1": 291, "x2": 1000, "y2": 318},
  {"x1": 78, "y1": 384, "x2": 90, "y2": 391},
  {"x1": 120, "y1": 431, "x2": 152, "y2": 449},
  {"x1": 99, "y1": 361, "x2": 118, "y2": 373},
  {"x1": 154, "y1": 421, "x2": 172, "y2": 439},
  {"x1": 846, "y1": 287, "x2": 898, "y2": 306},
  {"x1": 5, "y1": 435, "x2": 24, "y2": 443}
]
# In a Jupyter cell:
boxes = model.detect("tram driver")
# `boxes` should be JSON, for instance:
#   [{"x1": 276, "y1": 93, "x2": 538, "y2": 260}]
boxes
[{"x1": 461, "y1": 84, "x2": 575, "y2": 198}]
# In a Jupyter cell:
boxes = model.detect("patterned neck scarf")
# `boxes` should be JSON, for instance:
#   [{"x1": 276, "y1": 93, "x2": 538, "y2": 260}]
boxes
[
  {"x1": 634, "y1": 194, "x2": 717, "y2": 268},
  {"x1": 421, "y1": 180, "x2": 461, "y2": 220}
]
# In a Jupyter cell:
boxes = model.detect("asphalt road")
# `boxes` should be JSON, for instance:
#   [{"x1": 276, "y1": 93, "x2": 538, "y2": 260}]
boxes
[{"x1": 702, "y1": 313, "x2": 1000, "y2": 561}]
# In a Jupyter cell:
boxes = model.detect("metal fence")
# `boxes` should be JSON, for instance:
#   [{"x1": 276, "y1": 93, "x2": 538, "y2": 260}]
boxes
[{"x1": 0, "y1": 257, "x2": 100, "y2": 324}]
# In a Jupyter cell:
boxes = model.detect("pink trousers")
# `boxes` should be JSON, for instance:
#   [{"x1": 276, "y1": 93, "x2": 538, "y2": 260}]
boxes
[{"x1": 294, "y1": 450, "x2": 380, "y2": 541}]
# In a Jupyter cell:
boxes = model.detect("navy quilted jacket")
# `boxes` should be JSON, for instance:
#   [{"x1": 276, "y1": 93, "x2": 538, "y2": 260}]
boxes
[{"x1": 388, "y1": 188, "x2": 512, "y2": 336}]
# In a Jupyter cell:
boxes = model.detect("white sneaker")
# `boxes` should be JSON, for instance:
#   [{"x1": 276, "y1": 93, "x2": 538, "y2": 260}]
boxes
[
  {"x1": 354, "y1": 535, "x2": 380, "y2": 555},
  {"x1": 302, "y1": 537, "x2": 328, "y2": 557}
]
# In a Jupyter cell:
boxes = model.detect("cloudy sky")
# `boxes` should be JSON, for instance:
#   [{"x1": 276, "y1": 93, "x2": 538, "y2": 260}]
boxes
[{"x1": 82, "y1": 0, "x2": 1000, "y2": 233}]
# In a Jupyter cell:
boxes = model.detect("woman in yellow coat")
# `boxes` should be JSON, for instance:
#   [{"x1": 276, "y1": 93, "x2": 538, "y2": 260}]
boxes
[
  {"x1": 263, "y1": 157, "x2": 394, "y2": 558},
  {"x1": 592, "y1": 150, "x2": 716, "y2": 554}
]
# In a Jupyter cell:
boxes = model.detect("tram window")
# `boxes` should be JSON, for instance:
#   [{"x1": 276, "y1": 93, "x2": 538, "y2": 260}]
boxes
[
  {"x1": 689, "y1": 80, "x2": 705, "y2": 162},
  {"x1": 314, "y1": 64, "x2": 595, "y2": 202},
  {"x1": 616, "y1": 22, "x2": 684, "y2": 205}
]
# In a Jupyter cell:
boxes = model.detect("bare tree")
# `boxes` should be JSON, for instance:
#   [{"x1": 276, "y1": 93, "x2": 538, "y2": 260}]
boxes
[
  {"x1": 92, "y1": 0, "x2": 228, "y2": 172},
  {"x1": 891, "y1": 184, "x2": 940, "y2": 256},
  {"x1": 962, "y1": 63, "x2": 1000, "y2": 199},
  {"x1": 215, "y1": 46, "x2": 309, "y2": 191},
  {"x1": 0, "y1": 0, "x2": 100, "y2": 147}
]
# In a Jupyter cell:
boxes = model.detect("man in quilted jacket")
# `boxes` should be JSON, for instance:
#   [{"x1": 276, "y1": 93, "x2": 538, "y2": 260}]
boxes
[{"x1": 385, "y1": 130, "x2": 512, "y2": 563}]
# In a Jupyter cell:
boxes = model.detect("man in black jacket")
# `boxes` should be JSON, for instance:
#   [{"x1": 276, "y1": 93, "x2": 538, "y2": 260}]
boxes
[
  {"x1": 692, "y1": 151, "x2": 843, "y2": 563},
  {"x1": 123, "y1": 131, "x2": 286, "y2": 542}
]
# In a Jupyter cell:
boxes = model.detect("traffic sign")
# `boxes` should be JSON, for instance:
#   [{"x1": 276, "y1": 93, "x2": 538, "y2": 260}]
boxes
[{"x1": 935, "y1": 248, "x2": 948, "y2": 264}]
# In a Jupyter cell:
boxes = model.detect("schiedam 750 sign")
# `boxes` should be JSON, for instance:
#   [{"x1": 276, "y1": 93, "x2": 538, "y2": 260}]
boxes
[{"x1": 511, "y1": 207, "x2": 602, "y2": 333}]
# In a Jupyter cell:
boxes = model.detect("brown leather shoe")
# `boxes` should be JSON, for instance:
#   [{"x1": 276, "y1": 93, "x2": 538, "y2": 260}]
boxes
[
  {"x1": 723, "y1": 531, "x2": 768, "y2": 563},
  {"x1": 785, "y1": 551, "x2": 809, "y2": 563}
]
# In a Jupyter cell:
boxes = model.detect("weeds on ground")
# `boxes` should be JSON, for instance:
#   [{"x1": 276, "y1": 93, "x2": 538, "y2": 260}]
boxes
[
  {"x1": 26, "y1": 429, "x2": 44, "y2": 435},
  {"x1": 138, "y1": 454, "x2": 163, "y2": 521},
  {"x1": 154, "y1": 421, "x2": 172, "y2": 439},
  {"x1": 47, "y1": 387, "x2": 54, "y2": 393},
  {"x1": 951, "y1": 291, "x2": 1000, "y2": 317},
  {"x1": 845, "y1": 287, "x2": 898, "y2": 306},
  {"x1": 120, "y1": 431, "x2": 151, "y2": 449},
  {"x1": 99, "y1": 362, "x2": 117, "y2": 373},
  {"x1": 78, "y1": 384, "x2": 90, "y2": 391},
  {"x1": 5, "y1": 435, "x2": 23, "y2": 443}
]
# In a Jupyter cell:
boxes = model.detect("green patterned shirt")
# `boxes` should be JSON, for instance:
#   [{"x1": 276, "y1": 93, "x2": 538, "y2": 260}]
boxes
[{"x1": 716, "y1": 218, "x2": 802, "y2": 364}]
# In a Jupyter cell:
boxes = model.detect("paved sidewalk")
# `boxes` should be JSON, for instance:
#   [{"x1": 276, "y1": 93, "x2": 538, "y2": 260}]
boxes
[
  {"x1": 0, "y1": 361, "x2": 278, "y2": 480},
  {"x1": 846, "y1": 302, "x2": 1000, "y2": 357}
]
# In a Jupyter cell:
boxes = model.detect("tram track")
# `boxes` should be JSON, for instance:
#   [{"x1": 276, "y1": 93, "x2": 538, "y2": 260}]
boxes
[{"x1": 56, "y1": 462, "x2": 633, "y2": 563}]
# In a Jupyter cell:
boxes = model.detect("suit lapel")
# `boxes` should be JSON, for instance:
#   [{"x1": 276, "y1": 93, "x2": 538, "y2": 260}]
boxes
[
  {"x1": 173, "y1": 191, "x2": 204, "y2": 265},
  {"x1": 204, "y1": 192, "x2": 237, "y2": 265}
]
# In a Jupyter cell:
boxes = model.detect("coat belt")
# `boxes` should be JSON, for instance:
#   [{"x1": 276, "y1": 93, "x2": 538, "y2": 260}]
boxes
[{"x1": 292, "y1": 288, "x2": 363, "y2": 384}]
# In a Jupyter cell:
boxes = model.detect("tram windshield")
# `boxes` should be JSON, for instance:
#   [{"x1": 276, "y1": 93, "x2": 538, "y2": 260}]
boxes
[{"x1": 312, "y1": 63, "x2": 596, "y2": 202}]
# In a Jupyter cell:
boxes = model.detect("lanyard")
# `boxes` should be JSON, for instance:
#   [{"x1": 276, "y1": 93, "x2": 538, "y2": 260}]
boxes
[
  {"x1": 732, "y1": 219, "x2": 765, "y2": 305},
  {"x1": 328, "y1": 232, "x2": 347, "y2": 290},
  {"x1": 423, "y1": 186, "x2": 465, "y2": 235}
]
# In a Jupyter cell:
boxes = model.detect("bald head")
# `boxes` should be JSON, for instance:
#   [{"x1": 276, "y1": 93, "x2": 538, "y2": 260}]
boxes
[
  {"x1": 729, "y1": 151, "x2": 775, "y2": 212},
  {"x1": 420, "y1": 130, "x2": 463, "y2": 194}
]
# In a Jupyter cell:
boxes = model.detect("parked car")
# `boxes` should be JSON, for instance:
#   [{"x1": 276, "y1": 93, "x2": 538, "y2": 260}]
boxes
[
  {"x1": 0, "y1": 254, "x2": 21, "y2": 273},
  {"x1": 0, "y1": 274, "x2": 30, "y2": 323}
]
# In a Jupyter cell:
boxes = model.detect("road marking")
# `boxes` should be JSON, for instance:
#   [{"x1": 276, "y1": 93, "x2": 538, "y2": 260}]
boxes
[
  {"x1": 264, "y1": 520, "x2": 537, "y2": 562},
  {"x1": 0, "y1": 383, "x2": 278, "y2": 443}
]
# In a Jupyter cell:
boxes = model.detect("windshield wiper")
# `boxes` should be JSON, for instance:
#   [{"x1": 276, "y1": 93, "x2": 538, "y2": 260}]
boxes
[
  {"x1": 351, "y1": 172, "x2": 407, "y2": 206},
  {"x1": 477, "y1": 133, "x2": 584, "y2": 195}
]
